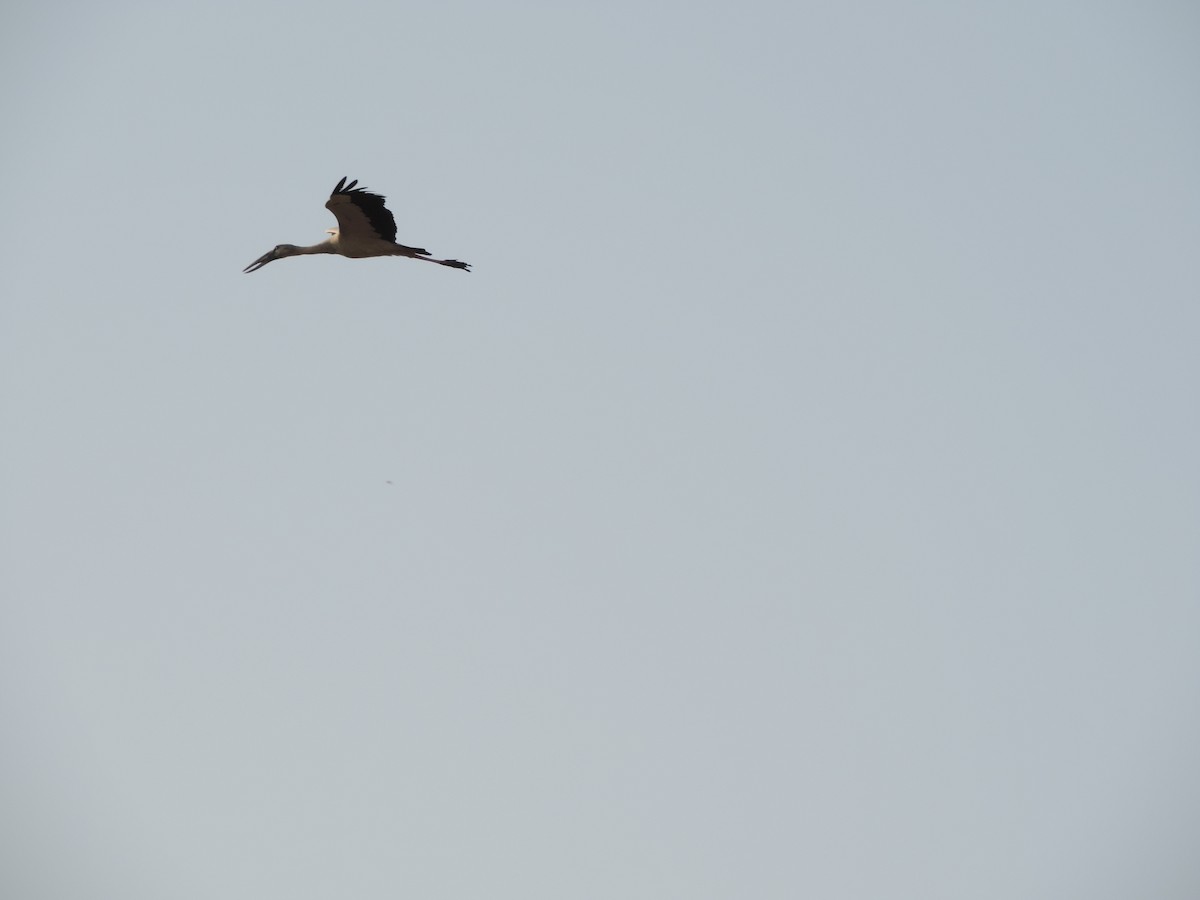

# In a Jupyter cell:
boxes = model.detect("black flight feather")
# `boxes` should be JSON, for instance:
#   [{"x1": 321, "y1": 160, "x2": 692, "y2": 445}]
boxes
[{"x1": 329, "y1": 176, "x2": 397, "y2": 243}]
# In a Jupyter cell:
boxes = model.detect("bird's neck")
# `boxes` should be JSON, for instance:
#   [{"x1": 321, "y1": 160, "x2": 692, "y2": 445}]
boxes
[{"x1": 296, "y1": 239, "x2": 337, "y2": 256}]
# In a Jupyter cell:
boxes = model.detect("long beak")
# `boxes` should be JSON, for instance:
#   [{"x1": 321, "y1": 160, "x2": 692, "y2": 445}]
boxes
[{"x1": 243, "y1": 248, "x2": 278, "y2": 274}]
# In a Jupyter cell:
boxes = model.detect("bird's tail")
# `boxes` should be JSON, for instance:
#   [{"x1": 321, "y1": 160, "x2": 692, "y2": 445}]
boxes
[{"x1": 390, "y1": 243, "x2": 432, "y2": 257}]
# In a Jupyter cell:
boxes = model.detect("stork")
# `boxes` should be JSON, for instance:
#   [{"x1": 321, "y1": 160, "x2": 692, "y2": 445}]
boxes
[{"x1": 243, "y1": 177, "x2": 471, "y2": 274}]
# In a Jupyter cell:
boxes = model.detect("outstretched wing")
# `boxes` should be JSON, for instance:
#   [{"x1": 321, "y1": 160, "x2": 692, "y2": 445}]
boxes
[{"x1": 325, "y1": 177, "x2": 397, "y2": 243}]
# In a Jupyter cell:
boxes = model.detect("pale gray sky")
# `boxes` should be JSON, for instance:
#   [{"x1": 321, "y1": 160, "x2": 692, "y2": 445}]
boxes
[{"x1": 3, "y1": 2, "x2": 1199, "y2": 898}]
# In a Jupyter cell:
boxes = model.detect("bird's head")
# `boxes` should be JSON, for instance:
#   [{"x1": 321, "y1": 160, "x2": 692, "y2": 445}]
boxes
[{"x1": 243, "y1": 243, "x2": 299, "y2": 273}]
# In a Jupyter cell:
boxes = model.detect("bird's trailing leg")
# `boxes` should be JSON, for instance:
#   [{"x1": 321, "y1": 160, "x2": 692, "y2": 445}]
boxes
[{"x1": 388, "y1": 243, "x2": 471, "y2": 271}]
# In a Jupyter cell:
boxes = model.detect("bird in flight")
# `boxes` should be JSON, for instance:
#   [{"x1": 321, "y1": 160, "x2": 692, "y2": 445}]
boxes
[{"x1": 244, "y1": 177, "x2": 470, "y2": 274}]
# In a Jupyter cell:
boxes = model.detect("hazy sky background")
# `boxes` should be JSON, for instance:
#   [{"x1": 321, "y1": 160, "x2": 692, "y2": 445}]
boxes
[{"x1": 3, "y1": 2, "x2": 1199, "y2": 897}]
